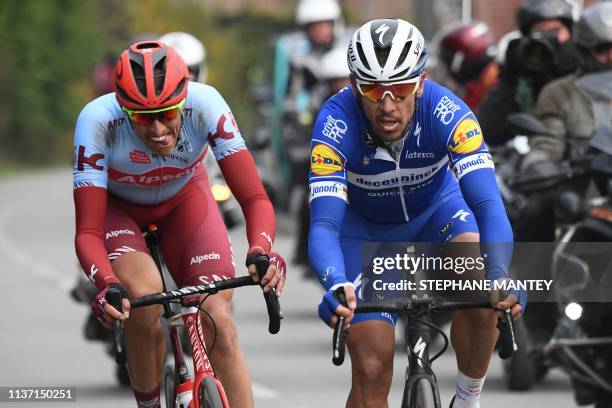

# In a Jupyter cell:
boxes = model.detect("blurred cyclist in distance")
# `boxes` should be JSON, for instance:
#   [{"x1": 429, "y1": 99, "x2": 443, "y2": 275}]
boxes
[{"x1": 159, "y1": 32, "x2": 208, "y2": 83}]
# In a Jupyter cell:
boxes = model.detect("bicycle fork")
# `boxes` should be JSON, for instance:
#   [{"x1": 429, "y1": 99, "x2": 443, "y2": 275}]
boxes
[
  {"x1": 402, "y1": 312, "x2": 442, "y2": 408},
  {"x1": 170, "y1": 304, "x2": 229, "y2": 408}
]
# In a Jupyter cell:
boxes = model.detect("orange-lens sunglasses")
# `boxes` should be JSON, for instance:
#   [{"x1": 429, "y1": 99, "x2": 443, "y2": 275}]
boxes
[
  {"x1": 356, "y1": 77, "x2": 421, "y2": 103},
  {"x1": 123, "y1": 100, "x2": 185, "y2": 126}
]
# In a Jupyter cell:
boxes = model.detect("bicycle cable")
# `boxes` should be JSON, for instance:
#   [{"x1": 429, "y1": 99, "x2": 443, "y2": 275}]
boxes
[
  {"x1": 411, "y1": 316, "x2": 449, "y2": 370},
  {"x1": 196, "y1": 294, "x2": 218, "y2": 357}
]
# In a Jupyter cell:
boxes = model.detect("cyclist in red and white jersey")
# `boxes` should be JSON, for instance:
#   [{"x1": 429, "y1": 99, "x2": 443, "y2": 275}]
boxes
[{"x1": 73, "y1": 40, "x2": 286, "y2": 408}]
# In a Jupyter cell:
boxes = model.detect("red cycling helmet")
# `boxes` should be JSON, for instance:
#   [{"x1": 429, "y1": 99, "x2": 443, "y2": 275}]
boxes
[
  {"x1": 114, "y1": 40, "x2": 189, "y2": 110},
  {"x1": 439, "y1": 21, "x2": 495, "y2": 83}
]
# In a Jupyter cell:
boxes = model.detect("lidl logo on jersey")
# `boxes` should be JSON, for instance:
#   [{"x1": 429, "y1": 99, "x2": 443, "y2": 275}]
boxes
[
  {"x1": 448, "y1": 119, "x2": 483, "y2": 154},
  {"x1": 311, "y1": 144, "x2": 343, "y2": 176}
]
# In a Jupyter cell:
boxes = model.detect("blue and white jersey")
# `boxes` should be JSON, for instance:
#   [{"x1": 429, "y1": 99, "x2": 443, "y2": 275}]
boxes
[{"x1": 308, "y1": 79, "x2": 513, "y2": 289}]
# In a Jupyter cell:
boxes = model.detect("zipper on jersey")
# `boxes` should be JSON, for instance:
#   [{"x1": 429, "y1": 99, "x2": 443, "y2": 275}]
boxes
[
  {"x1": 386, "y1": 138, "x2": 410, "y2": 223},
  {"x1": 395, "y1": 122, "x2": 416, "y2": 223},
  {"x1": 395, "y1": 158, "x2": 410, "y2": 222}
]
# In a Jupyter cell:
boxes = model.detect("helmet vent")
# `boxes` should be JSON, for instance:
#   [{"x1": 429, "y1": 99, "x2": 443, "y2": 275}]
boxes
[
  {"x1": 135, "y1": 41, "x2": 160, "y2": 50},
  {"x1": 163, "y1": 78, "x2": 187, "y2": 103},
  {"x1": 356, "y1": 42, "x2": 371, "y2": 70},
  {"x1": 375, "y1": 46, "x2": 391, "y2": 68},
  {"x1": 356, "y1": 68, "x2": 376, "y2": 81},
  {"x1": 389, "y1": 67, "x2": 411, "y2": 80},
  {"x1": 395, "y1": 41, "x2": 412, "y2": 69},
  {"x1": 130, "y1": 61, "x2": 147, "y2": 96},
  {"x1": 115, "y1": 85, "x2": 141, "y2": 106},
  {"x1": 153, "y1": 57, "x2": 167, "y2": 95}
]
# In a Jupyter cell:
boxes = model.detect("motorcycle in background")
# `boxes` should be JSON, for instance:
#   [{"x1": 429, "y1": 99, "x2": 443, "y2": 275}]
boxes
[
  {"x1": 545, "y1": 128, "x2": 612, "y2": 407},
  {"x1": 495, "y1": 114, "x2": 612, "y2": 404}
]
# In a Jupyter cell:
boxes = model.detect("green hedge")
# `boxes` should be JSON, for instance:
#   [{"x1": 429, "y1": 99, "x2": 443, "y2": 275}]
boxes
[{"x1": 0, "y1": 0, "x2": 292, "y2": 166}]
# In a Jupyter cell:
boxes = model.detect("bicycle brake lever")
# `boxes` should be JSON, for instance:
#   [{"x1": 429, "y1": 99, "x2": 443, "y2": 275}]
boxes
[
  {"x1": 497, "y1": 308, "x2": 517, "y2": 359},
  {"x1": 106, "y1": 288, "x2": 127, "y2": 366},
  {"x1": 332, "y1": 287, "x2": 348, "y2": 366},
  {"x1": 253, "y1": 254, "x2": 283, "y2": 334}
]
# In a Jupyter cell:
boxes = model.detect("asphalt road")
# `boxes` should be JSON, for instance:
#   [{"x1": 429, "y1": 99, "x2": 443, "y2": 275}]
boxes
[{"x1": 0, "y1": 168, "x2": 581, "y2": 407}]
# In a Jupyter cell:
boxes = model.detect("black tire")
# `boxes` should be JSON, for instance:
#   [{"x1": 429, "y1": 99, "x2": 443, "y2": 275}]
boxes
[
  {"x1": 162, "y1": 364, "x2": 176, "y2": 408},
  {"x1": 503, "y1": 319, "x2": 536, "y2": 391},
  {"x1": 115, "y1": 363, "x2": 131, "y2": 387},
  {"x1": 198, "y1": 377, "x2": 224, "y2": 408},
  {"x1": 413, "y1": 378, "x2": 436, "y2": 408}
]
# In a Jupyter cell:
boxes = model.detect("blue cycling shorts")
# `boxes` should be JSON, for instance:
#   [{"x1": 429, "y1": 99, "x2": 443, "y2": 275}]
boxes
[{"x1": 340, "y1": 186, "x2": 480, "y2": 326}]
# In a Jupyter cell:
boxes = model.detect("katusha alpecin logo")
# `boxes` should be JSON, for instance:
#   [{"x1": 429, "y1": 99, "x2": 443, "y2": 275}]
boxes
[
  {"x1": 207, "y1": 112, "x2": 239, "y2": 148},
  {"x1": 109, "y1": 151, "x2": 205, "y2": 186}
]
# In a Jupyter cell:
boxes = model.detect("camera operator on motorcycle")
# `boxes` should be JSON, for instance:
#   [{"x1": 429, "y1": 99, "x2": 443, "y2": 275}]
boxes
[
  {"x1": 516, "y1": 0, "x2": 612, "y2": 242},
  {"x1": 517, "y1": 0, "x2": 612, "y2": 240},
  {"x1": 516, "y1": 4, "x2": 612, "y2": 403},
  {"x1": 478, "y1": 0, "x2": 579, "y2": 146},
  {"x1": 521, "y1": 2, "x2": 612, "y2": 172},
  {"x1": 505, "y1": 1, "x2": 612, "y2": 389}
]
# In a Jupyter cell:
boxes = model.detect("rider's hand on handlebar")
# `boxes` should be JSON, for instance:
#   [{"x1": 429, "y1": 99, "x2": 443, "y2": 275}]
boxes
[
  {"x1": 318, "y1": 283, "x2": 357, "y2": 329},
  {"x1": 246, "y1": 247, "x2": 287, "y2": 296},
  {"x1": 490, "y1": 278, "x2": 526, "y2": 320},
  {"x1": 92, "y1": 284, "x2": 130, "y2": 329}
]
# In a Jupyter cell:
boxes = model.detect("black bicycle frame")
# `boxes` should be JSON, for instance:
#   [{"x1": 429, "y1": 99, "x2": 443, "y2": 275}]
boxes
[{"x1": 401, "y1": 309, "x2": 442, "y2": 407}]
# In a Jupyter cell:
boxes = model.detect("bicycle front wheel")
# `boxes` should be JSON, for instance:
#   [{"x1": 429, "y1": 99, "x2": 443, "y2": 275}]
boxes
[
  {"x1": 198, "y1": 377, "x2": 224, "y2": 408},
  {"x1": 413, "y1": 378, "x2": 436, "y2": 408}
]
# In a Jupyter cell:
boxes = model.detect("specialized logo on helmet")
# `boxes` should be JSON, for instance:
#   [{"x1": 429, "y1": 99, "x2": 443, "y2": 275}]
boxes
[
  {"x1": 370, "y1": 19, "x2": 398, "y2": 49},
  {"x1": 311, "y1": 144, "x2": 343, "y2": 176},
  {"x1": 448, "y1": 118, "x2": 483, "y2": 154},
  {"x1": 375, "y1": 24, "x2": 390, "y2": 45}
]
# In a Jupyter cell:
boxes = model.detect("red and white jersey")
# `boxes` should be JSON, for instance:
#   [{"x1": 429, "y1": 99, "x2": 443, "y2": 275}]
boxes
[
  {"x1": 73, "y1": 82, "x2": 276, "y2": 289},
  {"x1": 73, "y1": 82, "x2": 246, "y2": 204}
]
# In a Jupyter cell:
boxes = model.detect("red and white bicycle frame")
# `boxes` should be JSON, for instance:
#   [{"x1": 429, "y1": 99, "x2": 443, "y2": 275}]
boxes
[{"x1": 168, "y1": 302, "x2": 230, "y2": 408}]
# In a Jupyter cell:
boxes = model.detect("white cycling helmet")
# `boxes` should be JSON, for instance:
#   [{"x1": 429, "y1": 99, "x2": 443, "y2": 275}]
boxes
[
  {"x1": 296, "y1": 0, "x2": 341, "y2": 25},
  {"x1": 159, "y1": 32, "x2": 208, "y2": 83},
  {"x1": 347, "y1": 18, "x2": 427, "y2": 82},
  {"x1": 317, "y1": 46, "x2": 350, "y2": 80}
]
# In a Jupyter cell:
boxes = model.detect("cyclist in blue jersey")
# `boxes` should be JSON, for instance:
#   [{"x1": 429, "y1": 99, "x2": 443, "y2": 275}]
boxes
[{"x1": 308, "y1": 19, "x2": 525, "y2": 408}]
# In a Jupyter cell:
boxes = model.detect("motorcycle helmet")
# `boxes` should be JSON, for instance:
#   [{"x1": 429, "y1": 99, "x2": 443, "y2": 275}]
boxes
[
  {"x1": 439, "y1": 21, "x2": 495, "y2": 82},
  {"x1": 573, "y1": 2, "x2": 612, "y2": 49},
  {"x1": 517, "y1": 0, "x2": 575, "y2": 35}
]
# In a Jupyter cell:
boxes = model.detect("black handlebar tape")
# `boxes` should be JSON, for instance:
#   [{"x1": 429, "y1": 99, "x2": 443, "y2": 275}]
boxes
[
  {"x1": 332, "y1": 287, "x2": 348, "y2": 366},
  {"x1": 106, "y1": 288, "x2": 127, "y2": 366},
  {"x1": 497, "y1": 309, "x2": 517, "y2": 359},
  {"x1": 253, "y1": 254, "x2": 283, "y2": 334}
]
